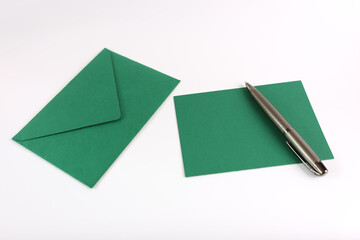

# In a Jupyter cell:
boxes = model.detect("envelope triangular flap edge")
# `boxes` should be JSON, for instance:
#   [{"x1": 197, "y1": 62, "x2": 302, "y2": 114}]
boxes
[{"x1": 13, "y1": 49, "x2": 121, "y2": 141}]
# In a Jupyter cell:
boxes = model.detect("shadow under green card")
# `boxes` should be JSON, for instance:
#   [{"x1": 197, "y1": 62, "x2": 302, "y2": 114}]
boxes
[{"x1": 174, "y1": 81, "x2": 333, "y2": 177}]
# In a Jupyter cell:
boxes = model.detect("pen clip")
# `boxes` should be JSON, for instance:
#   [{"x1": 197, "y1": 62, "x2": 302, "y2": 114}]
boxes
[{"x1": 286, "y1": 141, "x2": 321, "y2": 175}]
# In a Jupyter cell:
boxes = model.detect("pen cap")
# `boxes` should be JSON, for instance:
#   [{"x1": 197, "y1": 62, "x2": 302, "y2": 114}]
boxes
[{"x1": 285, "y1": 129, "x2": 328, "y2": 176}]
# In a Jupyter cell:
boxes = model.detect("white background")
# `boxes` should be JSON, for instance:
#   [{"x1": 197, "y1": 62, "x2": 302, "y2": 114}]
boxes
[{"x1": 1, "y1": 0, "x2": 360, "y2": 239}]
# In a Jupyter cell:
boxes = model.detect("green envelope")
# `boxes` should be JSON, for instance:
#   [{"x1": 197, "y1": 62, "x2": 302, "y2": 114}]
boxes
[
  {"x1": 13, "y1": 48, "x2": 180, "y2": 187},
  {"x1": 174, "y1": 81, "x2": 333, "y2": 177}
]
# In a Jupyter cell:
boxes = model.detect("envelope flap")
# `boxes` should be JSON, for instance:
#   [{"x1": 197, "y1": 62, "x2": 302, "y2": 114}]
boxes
[{"x1": 13, "y1": 49, "x2": 121, "y2": 141}]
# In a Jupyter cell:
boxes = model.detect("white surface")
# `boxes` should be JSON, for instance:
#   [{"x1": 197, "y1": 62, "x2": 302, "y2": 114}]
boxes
[{"x1": 1, "y1": 0, "x2": 360, "y2": 239}]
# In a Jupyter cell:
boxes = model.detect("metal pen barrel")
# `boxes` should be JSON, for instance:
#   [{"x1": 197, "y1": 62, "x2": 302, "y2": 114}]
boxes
[{"x1": 245, "y1": 82, "x2": 328, "y2": 176}]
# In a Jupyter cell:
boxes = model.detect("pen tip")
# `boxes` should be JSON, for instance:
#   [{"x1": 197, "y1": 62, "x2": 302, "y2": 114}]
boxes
[{"x1": 244, "y1": 82, "x2": 251, "y2": 89}]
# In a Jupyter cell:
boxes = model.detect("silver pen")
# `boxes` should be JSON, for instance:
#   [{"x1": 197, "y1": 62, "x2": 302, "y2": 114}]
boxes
[{"x1": 245, "y1": 82, "x2": 328, "y2": 176}]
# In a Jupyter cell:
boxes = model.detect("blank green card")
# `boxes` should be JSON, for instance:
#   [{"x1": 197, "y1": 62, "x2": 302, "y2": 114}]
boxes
[{"x1": 174, "y1": 81, "x2": 333, "y2": 177}]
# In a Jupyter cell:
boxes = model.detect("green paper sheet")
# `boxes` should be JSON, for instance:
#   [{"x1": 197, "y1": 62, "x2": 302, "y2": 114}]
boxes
[
  {"x1": 13, "y1": 48, "x2": 180, "y2": 187},
  {"x1": 174, "y1": 81, "x2": 333, "y2": 177}
]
